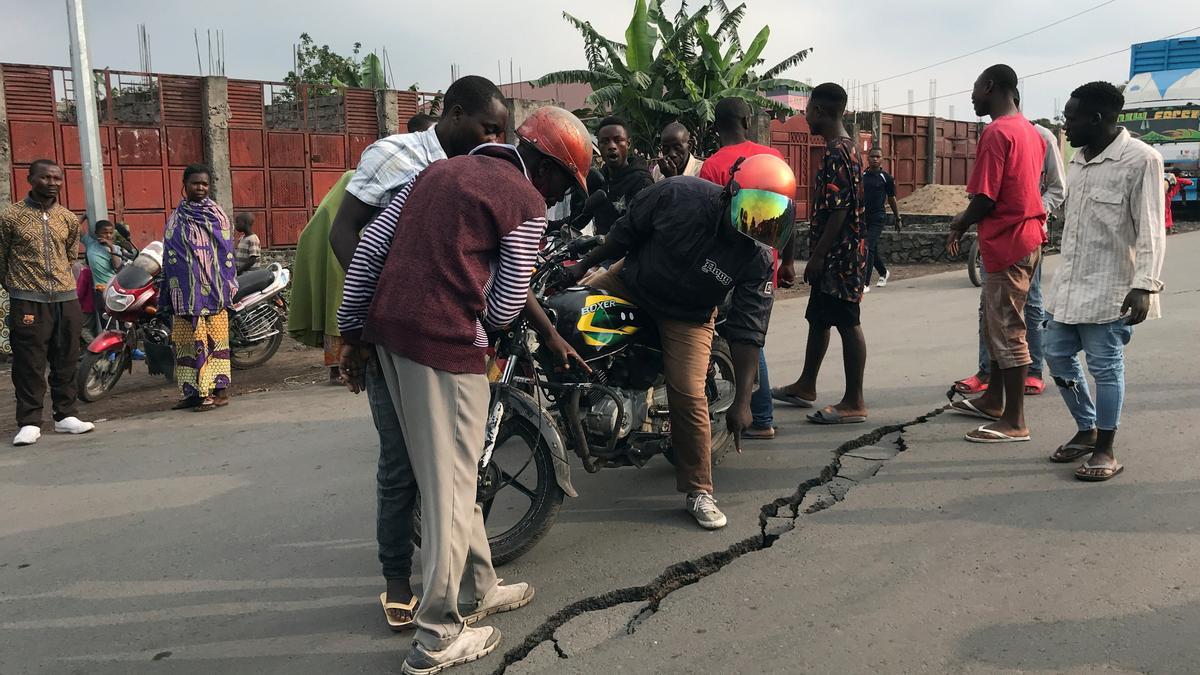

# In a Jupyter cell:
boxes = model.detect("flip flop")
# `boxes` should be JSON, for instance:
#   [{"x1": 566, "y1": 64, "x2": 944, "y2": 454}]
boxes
[
  {"x1": 771, "y1": 388, "x2": 815, "y2": 408},
  {"x1": 807, "y1": 407, "x2": 867, "y2": 425},
  {"x1": 1024, "y1": 376, "x2": 1046, "y2": 396},
  {"x1": 965, "y1": 425, "x2": 1031, "y2": 443},
  {"x1": 949, "y1": 399, "x2": 1000, "y2": 421},
  {"x1": 953, "y1": 374, "x2": 989, "y2": 395},
  {"x1": 1074, "y1": 461, "x2": 1124, "y2": 482},
  {"x1": 379, "y1": 591, "x2": 419, "y2": 631},
  {"x1": 1049, "y1": 443, "x2": 1095, "y2": 463}
]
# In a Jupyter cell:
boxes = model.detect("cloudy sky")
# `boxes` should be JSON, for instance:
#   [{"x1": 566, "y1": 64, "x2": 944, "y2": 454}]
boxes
[{"x1": 5, "y1": 0, "x2": 1199, "y2": 122}]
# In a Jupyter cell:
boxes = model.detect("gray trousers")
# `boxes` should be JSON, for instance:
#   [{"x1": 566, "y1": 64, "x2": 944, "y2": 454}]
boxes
[{"x1": 376, "y1": 348, "x2": 498, "y2": 650}]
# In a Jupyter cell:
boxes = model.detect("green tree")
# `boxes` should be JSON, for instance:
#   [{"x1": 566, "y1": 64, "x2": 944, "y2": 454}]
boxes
[
  {"x1": 282, "y1": 33, "x2": 388, "y2": 99},
  {"x1": 535, "y1": 0, "x2": 811, "y2": 155}
]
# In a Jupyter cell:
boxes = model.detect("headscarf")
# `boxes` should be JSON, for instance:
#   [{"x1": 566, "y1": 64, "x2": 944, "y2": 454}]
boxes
[{"x1": 161, "y1": 197, "x2": 238, "y2": 317}]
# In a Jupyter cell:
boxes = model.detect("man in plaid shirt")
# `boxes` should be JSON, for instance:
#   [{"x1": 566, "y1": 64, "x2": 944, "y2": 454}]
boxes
[{"x1": 234, "y1": 213, "x2": 261, "y2": 274}]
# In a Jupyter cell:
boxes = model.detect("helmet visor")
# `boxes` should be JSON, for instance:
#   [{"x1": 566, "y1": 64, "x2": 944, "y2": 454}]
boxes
[{"x1": 730, "y1": 188, "x2": 796, "y2": 249}]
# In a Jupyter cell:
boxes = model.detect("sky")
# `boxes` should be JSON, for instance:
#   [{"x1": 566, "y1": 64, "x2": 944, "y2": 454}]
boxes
[{"x1": 5, "y1": 0, "x2": 1199, "y2": 122}]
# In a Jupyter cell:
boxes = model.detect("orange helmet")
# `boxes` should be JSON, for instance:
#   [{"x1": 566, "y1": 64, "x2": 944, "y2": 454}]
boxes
[
  {"x1": 727, "y1": 153, "x2": 798, "y2": 250},
  {"x1": 516, "y1": 107, "x2": 592, "y2": 194}
]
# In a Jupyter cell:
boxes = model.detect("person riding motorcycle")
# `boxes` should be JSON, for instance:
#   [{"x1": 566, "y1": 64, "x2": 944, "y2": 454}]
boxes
[{"x1": 567, "y1": 153, "x2": 797, "y2": 530}]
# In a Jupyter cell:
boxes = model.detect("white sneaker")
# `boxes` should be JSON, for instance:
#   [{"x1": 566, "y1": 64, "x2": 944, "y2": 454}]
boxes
[
  {"x1": 54, "y1": 417, "x2": 95, "y2": 435},
  {"x1": 877, "y1": 271, "x2": 891, "y2": 288},
  {"x1": 13, "y1": 425, "x2": 41, "y2": 446},
  {"x1": 687, "y1": 491, "x2": 727, "y2": 529},
  {"x1": 402, "y1": 625, "x2": 501, "y2": 674},
  {"x1": 462, "y1": 580, "x2": 534, "y2": 625},
  {"x1": 862, "y1": 285, "x2": 871, "y2": 294}
]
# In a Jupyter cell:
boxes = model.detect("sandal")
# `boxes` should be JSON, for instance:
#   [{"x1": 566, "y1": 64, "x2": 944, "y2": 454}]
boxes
[
  {"x1": 1074, "y1": 460, "x2": 1124, "y2": 482},
  {"x1": 193, "y1": 396, "x2": 217, "y2": 412},
  {"x1": 949, "y1": 399, "x2": 1000, "y2": 421},
  {"x1": 172, "y1": 396, "x2": 202, "y2": 410},
  {"x1": 1049, "y1": 443, "x2": 1095, "y2": 463},
  {"x1": 379, "y1": 591, "x2": 419, "y2": 631},
  {"x1": 953, "y1": 374, "x2": 988, "y2": 395},
  {"x1": 213, "y1": 390, "x2": 230, "y2": 408},
  {"x1": 1024, "y1": 376, "x2": 1045, "y2": 396}
]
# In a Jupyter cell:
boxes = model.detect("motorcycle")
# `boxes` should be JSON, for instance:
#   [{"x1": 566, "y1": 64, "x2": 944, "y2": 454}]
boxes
[
  {"x1": 414, "y1": 232, "x2": 737, "y2": 565},
  {"x1": 77, "y1": 241, "x2": 291, "y2": 402}
]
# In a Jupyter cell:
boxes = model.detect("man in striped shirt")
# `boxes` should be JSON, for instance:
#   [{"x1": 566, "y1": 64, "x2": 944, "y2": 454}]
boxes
[
  {"x1": 342, "y1": 108, "x2": 593, "y2": 673},
  {"x1": 1044, "y1": 81, "x2": 1165, "y2": 482}
]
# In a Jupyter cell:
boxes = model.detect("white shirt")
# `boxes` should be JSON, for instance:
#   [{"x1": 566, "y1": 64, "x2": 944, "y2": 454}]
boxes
[
  {"x1": 1033, "y1": 123, "x2": 1067, "y2": 218},
  {"x1": 650, "y1": 154, "x2": 704, "y2": 182},
  {"x1": 1046, "y1": 128, "x2": 1166, "y2": 325},
  {"x1": 346, "y1": 126, "x2": 447, "y2": 207}
]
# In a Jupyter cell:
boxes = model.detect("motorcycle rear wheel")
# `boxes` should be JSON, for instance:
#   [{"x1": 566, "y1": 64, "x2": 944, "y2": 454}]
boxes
[
  {"x1": 412, "y1": 414, "x2": 565, "y2": 566},
  {"x1": 77, "y1": 349, "x2": 130, "y2": 402},
  {"x1": 231, "y1": 313, "x2": 284, "y2": 370}
]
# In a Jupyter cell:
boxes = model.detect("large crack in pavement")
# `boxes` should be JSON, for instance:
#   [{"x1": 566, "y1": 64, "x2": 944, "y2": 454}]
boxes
[{"x1": 492, "y1": 405, "x2": 947, "y2": 673}]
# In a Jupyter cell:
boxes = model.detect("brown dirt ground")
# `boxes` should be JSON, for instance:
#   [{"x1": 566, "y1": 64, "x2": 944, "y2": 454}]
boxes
[{"x1": 0, "y1": 338, "x2": 334, "y2": 438}]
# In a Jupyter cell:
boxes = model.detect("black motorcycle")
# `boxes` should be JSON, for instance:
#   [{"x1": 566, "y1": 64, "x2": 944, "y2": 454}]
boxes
[{"x1": 415, "y1": 232, "x2": 737, "y2": 565}]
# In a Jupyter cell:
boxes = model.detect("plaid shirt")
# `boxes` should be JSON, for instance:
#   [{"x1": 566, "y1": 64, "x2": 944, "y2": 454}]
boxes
[
  {"x1": 236, "y1": 233, "x2": 261, "y2": 271},
  {"x1": 346, "y1": 127, "x2": 446, "y2": 208}
]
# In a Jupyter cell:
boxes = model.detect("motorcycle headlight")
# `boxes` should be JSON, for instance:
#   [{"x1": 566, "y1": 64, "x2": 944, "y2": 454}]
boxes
[{"x1": 105, "y1": 287, "x2": 134, "y2": 313}]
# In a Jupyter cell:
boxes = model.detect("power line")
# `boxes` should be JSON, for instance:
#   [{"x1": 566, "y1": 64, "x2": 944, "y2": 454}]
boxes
[
  {"x1": 863, "y1": 0, "x2": 1121, "y2": 88},
  {"x1": 880, "y1": 25, "x2": 1200, "y2": 112}
]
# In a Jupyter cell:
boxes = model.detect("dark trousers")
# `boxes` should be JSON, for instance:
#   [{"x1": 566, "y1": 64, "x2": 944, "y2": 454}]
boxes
[
  {"x1": 367, "y1": 355, "x2": 418, "y2": 581},
  {"x1": 864, "y1": 213, "x2": 888, "y2": 285},
  {"x1": 9, "y1": 298, "x2": 83, "y2": 427}
]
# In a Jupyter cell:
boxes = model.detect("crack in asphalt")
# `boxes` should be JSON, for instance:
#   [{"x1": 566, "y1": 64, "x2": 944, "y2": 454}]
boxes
[{"x1": 491, "y1": 405, "x2": 947, "y2": 673}]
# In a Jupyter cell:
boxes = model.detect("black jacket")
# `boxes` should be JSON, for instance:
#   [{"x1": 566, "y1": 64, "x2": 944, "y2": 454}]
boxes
[
  {"x1": 606, "y1": 177, "x2": 774, "y2": 347},
  {"x1": 587, "y1": 157, "x2": 654, "y2": 235}
]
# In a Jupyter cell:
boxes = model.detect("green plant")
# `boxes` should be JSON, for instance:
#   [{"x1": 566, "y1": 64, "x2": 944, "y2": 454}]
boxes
[
  {"x1": 535, "y1": 0, "x2": 811, "y2": 155},
  {"x1": 281, "y1": 33, "x2": 388, "y2": 101}
]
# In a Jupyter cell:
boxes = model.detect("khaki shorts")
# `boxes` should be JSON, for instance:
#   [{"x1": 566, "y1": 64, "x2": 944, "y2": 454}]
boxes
[{"x1": 982, "y1": 248, "x2": 1041, "y2": 370}]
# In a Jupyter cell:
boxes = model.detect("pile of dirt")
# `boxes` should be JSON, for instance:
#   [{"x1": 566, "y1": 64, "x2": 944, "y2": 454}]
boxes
[{"x1": 897, "y1": 184, "x2": 969, "y2": 216}]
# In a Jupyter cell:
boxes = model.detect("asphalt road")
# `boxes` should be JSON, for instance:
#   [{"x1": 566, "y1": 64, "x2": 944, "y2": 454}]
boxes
[{"x1": 1, "y1": 233, "x2": 1195, "y2": 674}]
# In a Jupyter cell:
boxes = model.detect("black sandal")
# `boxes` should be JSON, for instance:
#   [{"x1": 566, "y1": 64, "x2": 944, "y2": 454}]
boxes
[
  {"x1": 173, "y1": 396, "x2": 202, "y2": 410},
  {"x1": 1049, "y1": 443, "x2": 1095, "y2": 463}
]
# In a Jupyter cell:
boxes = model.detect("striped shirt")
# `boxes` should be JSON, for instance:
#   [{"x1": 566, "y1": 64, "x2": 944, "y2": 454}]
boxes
[
  {"x1": 338, "y1": 144, "x2": 543, "y2": 347},
  {"x1": 1046, "y1": 128, "x2": 1166, "y2": 325}
]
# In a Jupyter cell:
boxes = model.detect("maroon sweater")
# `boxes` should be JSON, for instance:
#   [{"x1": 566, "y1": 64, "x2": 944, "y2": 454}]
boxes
[{"x1": 363, "y1": 154, "x2": 545, "y2": 374}]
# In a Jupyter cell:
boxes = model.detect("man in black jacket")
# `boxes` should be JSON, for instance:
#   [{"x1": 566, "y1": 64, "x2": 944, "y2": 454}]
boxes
[
  {"x1": 569, "y1": 155, "x2": 797, "y2": 530},
  {"x1": 587, "y1": 116, "x2": 653, "y2": 235}
]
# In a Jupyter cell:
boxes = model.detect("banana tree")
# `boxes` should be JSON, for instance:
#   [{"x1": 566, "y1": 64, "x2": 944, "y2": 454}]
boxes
[{"x1": 536, "y1": 0, "x2": 812, "y2": 155}]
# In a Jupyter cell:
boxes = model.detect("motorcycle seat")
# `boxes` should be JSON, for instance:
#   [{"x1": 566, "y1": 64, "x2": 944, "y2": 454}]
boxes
[{"x1": 233, "y1": 269, "x2": 274, "y2": 303}]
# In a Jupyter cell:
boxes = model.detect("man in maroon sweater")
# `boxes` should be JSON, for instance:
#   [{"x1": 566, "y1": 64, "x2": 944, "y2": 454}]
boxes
[{"x1": 363, "y1": 108, "x2": 592, "y2": 674}]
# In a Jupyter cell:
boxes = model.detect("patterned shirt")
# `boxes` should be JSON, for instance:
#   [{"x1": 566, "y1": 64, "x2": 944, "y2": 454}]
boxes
[
  {"x1": 345, "y1": 126, "x2": 446, "y2": 208},
  {"x1": 236, "y1": 233, "x2": 261, "y2": 271},
  {"x1": 0, "y1": 196, "x2": 79, "y2": 302},
  {"x1": 809, "y1": 136, "x2": 866, "y2": 302},
  {"x1": 1046, "y1": 128, "x2": 1166, "y2": 325}
]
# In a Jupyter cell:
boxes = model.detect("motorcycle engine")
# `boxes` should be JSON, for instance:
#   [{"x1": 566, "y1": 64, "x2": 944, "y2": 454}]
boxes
[{"x1": 583, "y1": 387, "x2": 651, "y2": 441}]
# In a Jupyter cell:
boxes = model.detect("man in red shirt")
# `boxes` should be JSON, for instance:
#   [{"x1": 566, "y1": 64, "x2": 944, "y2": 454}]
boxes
[
  {"x1": 699, "y1": 97, "x2": 788, "y2": 440},
  {"x1": 946, "y1": 64, "x2": 1048, "y2": 443}
]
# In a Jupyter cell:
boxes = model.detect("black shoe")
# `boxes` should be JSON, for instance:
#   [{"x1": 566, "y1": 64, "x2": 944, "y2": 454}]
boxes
[{"x1": 172, "y1": 396, "x2": 202, "y2": 410}]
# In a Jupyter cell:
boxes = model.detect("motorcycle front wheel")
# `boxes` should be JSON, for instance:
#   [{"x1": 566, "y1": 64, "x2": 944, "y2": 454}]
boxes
[
  {"x1": 77, "y1": 349, "x2": 130, "y2": 402},
  {"x1": 230, "y1": 312, "x2": 284, "y2": 370},
  {"x1": 967, "y1": 237, "x2": 984, "y2": 288},
  {"x1": 412, "y1": 414, "x2": 565, "y2": 566}
]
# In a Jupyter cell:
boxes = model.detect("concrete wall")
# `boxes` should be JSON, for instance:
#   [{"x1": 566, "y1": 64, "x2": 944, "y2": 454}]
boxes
[
  {"x1": 200, "y1": 76, "x2": 233, "y2": 216},
  {"x1": 505, "y1": 98, "x2": 562, "y2": 146},
  {"x1": 376, "y1": 90, "x2": 401, "y2": 136},
  {"x1": 0, "y1": 67, "x2": 11, "y2": 204}
]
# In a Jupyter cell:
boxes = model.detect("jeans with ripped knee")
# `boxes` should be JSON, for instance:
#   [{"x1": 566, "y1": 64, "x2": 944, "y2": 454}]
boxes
[{"x1": 1043, "y1": 316, "x2": 1134, "y2": 432}]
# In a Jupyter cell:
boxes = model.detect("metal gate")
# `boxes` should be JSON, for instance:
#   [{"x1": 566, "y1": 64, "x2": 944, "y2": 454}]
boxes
[
  {"x1": 227, "y1": 80, "x2": 380, "y2": 247},
  {"x1": 2, "y1": 63, "x2": 204, "y2": 246}
]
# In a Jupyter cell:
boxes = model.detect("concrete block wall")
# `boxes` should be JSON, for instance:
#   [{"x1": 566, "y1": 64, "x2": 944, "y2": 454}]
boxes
[
  {"x1": 201, "y1": 77, "x2": 234, "y2": 217},
  {"x1": 0, "y1": 67, "x2": 11, "y2": 204}
]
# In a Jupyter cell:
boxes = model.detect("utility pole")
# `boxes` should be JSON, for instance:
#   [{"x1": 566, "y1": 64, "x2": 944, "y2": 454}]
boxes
[{"x1": 65, "y1": 0, "x2": 107, "y2": 222}]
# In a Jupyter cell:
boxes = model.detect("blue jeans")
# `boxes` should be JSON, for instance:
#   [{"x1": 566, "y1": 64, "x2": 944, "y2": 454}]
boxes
[
  {"x1": 977, "y1": 257, "x2": 1044, "y2": 378},
  {"x1": 367, "y1": 357, "x2": 418, "y2": 581},
  {"x1": 751, "y1": 350, "x2": 774, "y2": 428},
  {"x1": 1043, "y1": 316, "x2": 1134, "y2": 432},
  {"x1": 863, "y1": 213, "x2": 888, "y2": 286}
]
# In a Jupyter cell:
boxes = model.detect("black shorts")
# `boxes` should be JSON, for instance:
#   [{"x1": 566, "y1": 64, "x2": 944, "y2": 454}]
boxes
[{"x1": 805, "y1": 289, "x2": 861, "y2": 328}]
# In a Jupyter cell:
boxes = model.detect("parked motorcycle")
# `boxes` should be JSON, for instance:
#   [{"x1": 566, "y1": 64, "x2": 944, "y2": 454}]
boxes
[
  {"x1": 77, "y1": 241, "x2": 291, "y2": 402},
  {"x1": 414, "y1": 232, "x2": 737, "y2": 564}
]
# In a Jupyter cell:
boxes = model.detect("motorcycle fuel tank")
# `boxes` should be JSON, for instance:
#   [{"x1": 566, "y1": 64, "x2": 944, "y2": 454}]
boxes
[{"x1": 544, "y1": 286, "x2": 645, "y2": 361}]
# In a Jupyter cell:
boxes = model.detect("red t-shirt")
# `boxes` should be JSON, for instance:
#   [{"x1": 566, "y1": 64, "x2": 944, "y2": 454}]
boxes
[
  {"x1": 698, "y1": 141, "x2": 784, "y2": 186},
  {"x1": 967, "y1": 115, "x2": 1048, "y2": 272}
]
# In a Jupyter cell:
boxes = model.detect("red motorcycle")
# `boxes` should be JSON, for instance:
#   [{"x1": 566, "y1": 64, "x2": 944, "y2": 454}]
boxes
[{"x1": 78, "y1": 241, "x2": 291, "y2": 401}]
